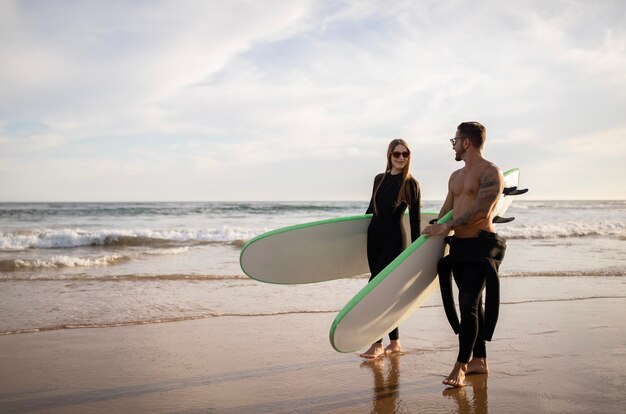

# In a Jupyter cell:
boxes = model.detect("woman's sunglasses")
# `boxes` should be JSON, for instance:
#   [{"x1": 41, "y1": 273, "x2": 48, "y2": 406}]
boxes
[{"x1": 391, "y1": 151, "x2": 410, "y2": 159}]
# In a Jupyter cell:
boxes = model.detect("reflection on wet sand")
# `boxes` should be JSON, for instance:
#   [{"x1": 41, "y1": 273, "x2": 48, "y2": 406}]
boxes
[
  {"x1": 442, "y1": 374, "x2": 489, "y2": 414},
  {"x1": 362, "y1": 354, "x2": 489, "y2": 414},
  {"x1": 361, "y1": 355, "x2": 402, "y2": 413}
]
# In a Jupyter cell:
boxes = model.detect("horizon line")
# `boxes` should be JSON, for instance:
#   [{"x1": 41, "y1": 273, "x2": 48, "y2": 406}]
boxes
[{"x1": 0, "y1": 198, "x2": 625, "y2": 204}]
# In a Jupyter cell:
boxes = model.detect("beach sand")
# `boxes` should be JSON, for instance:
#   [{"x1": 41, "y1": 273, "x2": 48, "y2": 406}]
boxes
[{"x1": 2, "y1": 277, "x2": 626, "y2": 414}]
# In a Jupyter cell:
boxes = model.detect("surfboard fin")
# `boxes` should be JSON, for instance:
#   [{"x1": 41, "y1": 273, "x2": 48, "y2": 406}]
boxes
[
  {"x1": 503, "y1": 186, "x2": 529, "y2": 196},
  {"x1": 493, "y1": 215, "x2": 515, "y2": 224}
]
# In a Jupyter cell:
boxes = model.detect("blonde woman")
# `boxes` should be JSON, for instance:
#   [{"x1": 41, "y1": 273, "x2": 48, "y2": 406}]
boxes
[{"x1": 360, "y1": 139, "x2": 421, "y2": 359}]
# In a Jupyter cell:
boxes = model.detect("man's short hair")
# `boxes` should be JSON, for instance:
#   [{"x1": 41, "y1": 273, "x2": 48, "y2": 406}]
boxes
[{"x1": 457, "y1": 122, "x2": 486, "y2": 149}]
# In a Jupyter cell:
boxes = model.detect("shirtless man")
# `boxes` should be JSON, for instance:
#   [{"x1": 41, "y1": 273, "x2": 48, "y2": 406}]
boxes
[{"x1": 423, "y1": 121, "x2": 506, "y2": 388}]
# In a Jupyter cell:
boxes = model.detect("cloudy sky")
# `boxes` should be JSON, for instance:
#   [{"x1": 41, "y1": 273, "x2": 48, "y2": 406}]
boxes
[{"x1": 1, "y1": 0, "x2": 625, "y2": 201}]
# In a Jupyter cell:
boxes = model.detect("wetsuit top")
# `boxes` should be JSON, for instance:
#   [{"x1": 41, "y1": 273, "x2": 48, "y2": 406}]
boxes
[{"x1": 365, "y1": 172, "x2": 421, "y2": 243}]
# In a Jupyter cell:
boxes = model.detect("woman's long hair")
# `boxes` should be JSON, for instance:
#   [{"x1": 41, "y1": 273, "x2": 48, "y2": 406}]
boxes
[{"x1": 372, "y1": 138, "x2": 413, "y2": 215}]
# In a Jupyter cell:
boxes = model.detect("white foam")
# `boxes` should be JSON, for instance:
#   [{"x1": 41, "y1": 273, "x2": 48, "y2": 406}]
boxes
[
  {"x1": 140, "y1": 247, "x2": 190, "y2": 256},
  {"x1": 1, "y1": 219, "x2": 624, "y2": 251},
  {"x1": 498, "y1": 221, "x2": 625, "y2": 239},
  {"x1": 0, "y1": 227, "x2": 267, "y2": 251},
  {"x1": 5, "y1": 254, "x2": 126, "y2": 270}
]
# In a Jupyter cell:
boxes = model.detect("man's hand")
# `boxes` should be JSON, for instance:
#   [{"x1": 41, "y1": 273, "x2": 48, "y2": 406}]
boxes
[{"x1": 422, "y1": 222, "x2": 451, "y2": 237}]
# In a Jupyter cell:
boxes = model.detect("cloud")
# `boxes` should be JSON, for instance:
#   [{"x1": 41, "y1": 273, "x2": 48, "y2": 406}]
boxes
[
  {"x1": 0, "y1": 0, "x2": 625, "y2": 200},
  {"x1": 0, "y1": 1, "x2": 315, "y2": 128},
  {"x1": 568, "y1": 126, "x2": 626, "y2": 158}
]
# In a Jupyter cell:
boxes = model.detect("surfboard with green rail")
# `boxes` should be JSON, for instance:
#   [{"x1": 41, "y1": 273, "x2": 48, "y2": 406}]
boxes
[{"x1": 240, "y1": 212, "x2": 438, "y2": 284}]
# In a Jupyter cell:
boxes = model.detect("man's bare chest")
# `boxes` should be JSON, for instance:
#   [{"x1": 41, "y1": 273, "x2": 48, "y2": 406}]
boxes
[{"x1": 451, "y1": 172, "x2": 481, "y2": 198}]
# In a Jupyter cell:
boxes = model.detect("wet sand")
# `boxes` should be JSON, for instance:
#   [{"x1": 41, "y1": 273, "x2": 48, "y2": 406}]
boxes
[{"x1": 1, "y1": 278, "x2": 626, "y2": 413}]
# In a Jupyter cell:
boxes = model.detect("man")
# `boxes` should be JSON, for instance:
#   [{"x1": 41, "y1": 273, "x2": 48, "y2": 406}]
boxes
[{"x1": 423, "y1": 121, "x2": 507, "y2": 387}]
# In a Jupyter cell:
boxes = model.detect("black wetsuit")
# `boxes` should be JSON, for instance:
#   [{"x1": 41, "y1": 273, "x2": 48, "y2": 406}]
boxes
[
  {"x1": 437, "y1": 231, "x2": 507, "y2": 363},
  {"x1": 365, "y1": 172, "x2": 421, "y2": 343}
]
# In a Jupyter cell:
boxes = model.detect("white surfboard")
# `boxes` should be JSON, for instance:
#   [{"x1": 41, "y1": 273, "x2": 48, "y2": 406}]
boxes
[
  {"x1": 330, "y1": 168, "x2": 524, "y2": 353},
  {"x1": 240, "y1": 212, "x2": 437, "y2": 284}
]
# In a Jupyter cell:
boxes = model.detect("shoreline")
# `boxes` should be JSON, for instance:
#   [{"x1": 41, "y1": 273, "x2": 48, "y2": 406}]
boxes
[
  {"x1": 2, "y1": 278, "x2": 626, "y2": 413},
  {"x1": 2, "y1": 275, "x2": 625, "y2": 338}
]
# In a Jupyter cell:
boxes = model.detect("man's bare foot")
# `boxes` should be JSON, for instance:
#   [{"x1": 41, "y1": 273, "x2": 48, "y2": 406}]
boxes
[
  {"x1": 384, "y1": 340, "x2": 402, "y2": 355},
  {"x1": 360, "y1": 343, "x2": 384, "y2": 359},
  {"x1": 443, "y1": 361, "x2": 467, "y2": 388},
  {"x1": 466, "y1": 357, "x2": 489, "y2": 375}
]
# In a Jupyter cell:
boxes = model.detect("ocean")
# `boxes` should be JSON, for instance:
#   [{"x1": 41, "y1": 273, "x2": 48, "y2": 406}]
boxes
[{"x1": 1, "y1": 200, "x2": 625, "y2": 335}]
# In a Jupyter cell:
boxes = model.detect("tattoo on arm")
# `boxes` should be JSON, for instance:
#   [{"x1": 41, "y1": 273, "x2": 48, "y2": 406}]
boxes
[{"x1": 448, "y1": 168, "x2": 502, "y2": 230}]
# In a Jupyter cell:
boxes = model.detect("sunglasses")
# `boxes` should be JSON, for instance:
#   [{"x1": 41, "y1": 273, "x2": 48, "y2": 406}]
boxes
[
  {"x1": 450, "y1": 137, "x2": 467, "y2": 145},
  {"x1": 391, "y1": 151, "x2": 410, "y2": 159}
]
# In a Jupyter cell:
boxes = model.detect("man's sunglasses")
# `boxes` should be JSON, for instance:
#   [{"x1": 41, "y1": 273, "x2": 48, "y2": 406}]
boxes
[{"x1": 450, "y1": 137, "x2": 467, "y2": 145}]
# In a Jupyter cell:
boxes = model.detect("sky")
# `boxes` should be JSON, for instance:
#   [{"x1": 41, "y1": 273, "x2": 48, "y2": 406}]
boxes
[{"x1": 1, "y1": 0, "x2": 625, "y2": 202}]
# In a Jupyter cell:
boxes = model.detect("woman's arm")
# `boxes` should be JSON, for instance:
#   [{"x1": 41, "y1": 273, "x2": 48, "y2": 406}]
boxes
[
  {"x1": 365, "y1": 174, "x2": 383, "y2": 214},
  {"x1": 408, "y1": 178, "x2": 421, "y2": 242}
]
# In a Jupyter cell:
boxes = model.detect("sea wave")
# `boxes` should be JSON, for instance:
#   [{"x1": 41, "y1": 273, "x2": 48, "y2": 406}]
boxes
[
  {"x1": 0, "y1": 272, "x2": 244, "y2": 280},
  {"x1": 498, "y1": 221, "x2": 625, "y2": 239},
  {"x1": 1, "y1": 201, "x2": 622, "y2": 222},
  {"x1": 2, "y1": 219, "x2": 624, "y2": 251},
  {"x1": 0, "y1": 255, "x2": 129, "y2": 271},
  {"x1": 0, "y1": 228, "x2": 260, "y2": 251},
  {"x1": 0, "y1": 201, "x2": 368, "y2": 220},
  {"x1": 0, "y1": 248, "x2": 190, "y2": 272},
  {"x1": 507, "y1": 200, "x2": 626, "y2": 210},
  {"x1": 500, "y1": 270, "x2": 626, "y2": 277}
]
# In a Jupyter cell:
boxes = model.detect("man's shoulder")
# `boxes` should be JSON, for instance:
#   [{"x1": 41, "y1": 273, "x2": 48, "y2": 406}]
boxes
[
  {"x1": 482, "y1": 159, "x2": 500, "y2": 170},
  {"x1": 449, "y1": 168, "x2": 464, "y2": 182},
  {"x1": 480, "y1": 160, "x2": 503, "y2": 179},
  {"x1": 476, "y1": 161, "x2": 504, "y2": 192}
]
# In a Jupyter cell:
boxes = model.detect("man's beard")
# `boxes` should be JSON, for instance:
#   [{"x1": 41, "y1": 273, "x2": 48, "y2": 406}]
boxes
[{"x1": 455, "y1": 146, "x2": 466, "y2": 161}]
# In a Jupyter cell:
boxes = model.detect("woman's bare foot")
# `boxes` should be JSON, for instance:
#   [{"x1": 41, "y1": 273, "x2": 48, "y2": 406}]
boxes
[
  {"x1": 466, "y1": 357, "x2": 489, "y2": 375},
  {"x1": 443, "y1": 362, "x2": 467, "y2": 388},
  {"x1": 359, "y1": 343, "x2": 385, "y2": 359},
  {"x1": 384, "y1": 339, "x2": 402, "y2": 355}
]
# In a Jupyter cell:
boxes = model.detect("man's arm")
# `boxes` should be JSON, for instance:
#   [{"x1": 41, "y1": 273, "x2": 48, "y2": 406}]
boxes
[{"x1": 446, "y1": 166, "x2": 502, "y2": 231}]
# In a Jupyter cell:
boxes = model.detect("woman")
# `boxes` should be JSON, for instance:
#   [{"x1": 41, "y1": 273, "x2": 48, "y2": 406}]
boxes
[{"x1": 360, "y1": 138, "x2": 421, "y2": 359}]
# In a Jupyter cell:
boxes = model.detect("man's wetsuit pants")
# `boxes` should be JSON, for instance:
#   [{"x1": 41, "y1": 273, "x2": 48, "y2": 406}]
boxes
[{"x1": 451, "y1": 262, "x2": 488, "y2": 363}]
